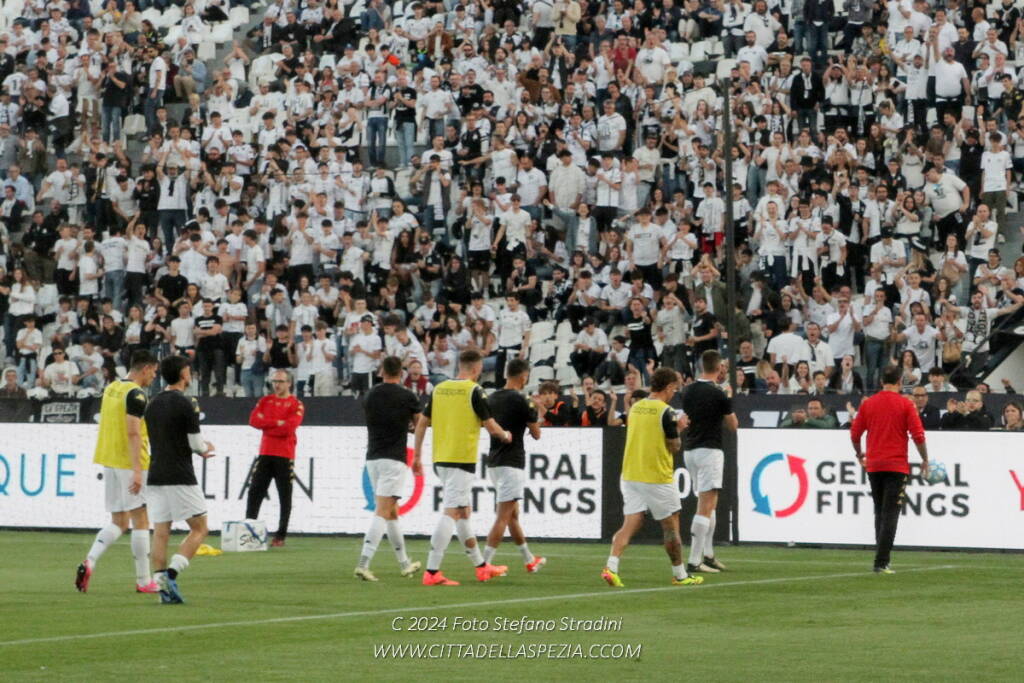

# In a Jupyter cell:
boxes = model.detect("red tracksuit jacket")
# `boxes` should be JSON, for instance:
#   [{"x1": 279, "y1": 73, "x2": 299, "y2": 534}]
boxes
[
  {"x1": 850, "y1": 390, "x2": 925, "y2": 474},
  {"x1": 249, "y1": 395, "x2": 305, "y2": 459}
]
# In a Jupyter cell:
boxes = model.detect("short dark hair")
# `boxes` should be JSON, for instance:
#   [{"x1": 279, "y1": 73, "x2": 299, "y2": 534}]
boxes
[
  {"x1": 538, "y1": 381, "x2": 560, "y2": 396},
  {"x1": 650, "y1": 367, "x2": 679, "y2": 392},
  {"x1": 506, "y1": 358, "x2": 530, "y2": 379},
  {"x1": 459, "y1": 349, "x2": 484, "y2": 368},
  {"x1": 130, "y1": 350, "x2": 158, "y2": 371},
  {"x1": 380, "y1": 355, "x2": 403, "y2": 378},
  {"x1": 701, "y1": 349, "x2": 722, "y2": 374},
  {"x1": 881, "y1": 364, "x2": 902, "y2": 386},
  {"x1": 160, "y1": 355, "x2": 191, "y2": 385}
]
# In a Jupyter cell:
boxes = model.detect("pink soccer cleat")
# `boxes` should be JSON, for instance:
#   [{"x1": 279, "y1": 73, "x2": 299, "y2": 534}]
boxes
[
  {"x1": 136, "y1": 580, "x2": 160, "y2": 594},
  {"x1": 75, "y1": 562, "x2": 92, "y2": 593}
]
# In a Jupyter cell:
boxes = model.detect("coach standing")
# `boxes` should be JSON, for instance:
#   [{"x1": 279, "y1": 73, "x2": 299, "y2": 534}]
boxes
[
  {"x1": 246, "y1": 369, "x2": 305, "y2": 547},
  {"x1": 850, "y1": 365, "x2": 929, "y2": 574}
]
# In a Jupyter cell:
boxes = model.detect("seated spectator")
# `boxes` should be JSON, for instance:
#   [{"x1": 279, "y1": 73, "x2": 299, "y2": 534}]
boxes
[
  {"x1": 403, "y1": 360, "x2": 434, "y2": 399},
  {"x1": 999, "y1": 401, "x2": 1024, "y2": 431},
  {"x1": 570, "y1": 317, "x2": 608, "y2": 380},
  {"x1": 940, "y1": 392, "x2": 994, "y2": 431},
  {"x1": 0, "y1": 367, "x2": 27, "y2": 399},
  {"x1": 925, "y1": 367, "x2": 955, "y2": 393},
  {"x1": 427, "y1": 335, "x2": 456, "y2": 386},
  {"x1": 827, "y1": 355, "x2": 864, "y2": 394},
  {"x1": 809, "y1": 370, "x2": 830, "y2": 396},
  {"x1": 577, "y1": 388, "x2": 621, "y2": 427},
  {"x1": 910, "y1": 387, "x2": 942, "y2": 431},
  {"x1": 780, "y1": 399, "x2": 839, "y2": 429},
  {"x1": 535, "y1": 381, "x2": 577, "y2": 426},
  {"x1": 71, "y1": 339, "x2": 105, "y2": 392},
  {"x1": 40, "y1": 347, "x2": 80, "y2": 396}
]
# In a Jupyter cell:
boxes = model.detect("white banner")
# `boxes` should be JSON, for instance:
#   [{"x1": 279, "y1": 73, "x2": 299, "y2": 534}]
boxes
[
  {"x1": 737, "y1": 429, "x2": 1024, "y2": 550},
  {"x1": 0, "y1": 425, "x2": 602, "y2": 539}
]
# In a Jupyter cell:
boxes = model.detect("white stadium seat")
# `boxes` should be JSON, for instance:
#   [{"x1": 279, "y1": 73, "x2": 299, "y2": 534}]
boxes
[
  {"x1": 530, "y1": 366, "x2": 554, "y2": 382},
  {"x1": 530, "y1": 342, "x2": 555, "y2": 364},
  {"x1": 530, "y1": 321, "x2": 555, "y2": 343},
  {"x1": 555, "y1": 365, "x2": 579, "y2": 386},
  {"x1": 229, "y1": 6, "x2": 250, "y2": 28},
  {"x1": 210, "y1": 22, "x2": 234, "y2": 44}
]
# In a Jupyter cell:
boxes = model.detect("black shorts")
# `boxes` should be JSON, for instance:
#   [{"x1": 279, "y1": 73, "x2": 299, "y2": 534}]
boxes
[{"x1": 468, "y1": 249, "x2": 491, "y2": 271}]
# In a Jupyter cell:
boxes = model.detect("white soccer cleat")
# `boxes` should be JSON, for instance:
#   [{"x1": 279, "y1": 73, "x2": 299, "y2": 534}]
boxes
[
  {"x1": 354, "y1": 567, "x2": 379, "y2": 582},
  {"x1": 400, "y1": 561, "x2": 422, "y2": 578}
]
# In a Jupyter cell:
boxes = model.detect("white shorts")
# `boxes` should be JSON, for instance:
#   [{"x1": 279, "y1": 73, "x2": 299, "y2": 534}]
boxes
[
  {"x1": 367, "y1": 458, "x2": 409, "y2": 499},
  {"x1": 104, "y1": 467, "x2": 147, "y2": 513},
  {"x1": 147, "y1": 485, "x2": 207, "y2": 524},
  {"x1": 436, "y1": 465, "x2": 475, "y2": 509},
  {"x1": 684, "y1": 448, "x2": 725, "y2": 493},
  {"x1": 488, "y1": 466, "x2": 525, "y2": 503},
  {"x1": 620, "y1": 479, "x2": 681, "y2": 521}
]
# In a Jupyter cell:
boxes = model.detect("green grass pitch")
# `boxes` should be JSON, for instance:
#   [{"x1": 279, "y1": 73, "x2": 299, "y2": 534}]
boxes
[{"x1": 1, "y1": 531, "x2": 1019, "y2": 681}]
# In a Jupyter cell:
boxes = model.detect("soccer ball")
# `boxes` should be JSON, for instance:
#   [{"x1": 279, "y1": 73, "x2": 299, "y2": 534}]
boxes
[{"x1": 925, "y1": 462, "x2": 947, "y2": 485}]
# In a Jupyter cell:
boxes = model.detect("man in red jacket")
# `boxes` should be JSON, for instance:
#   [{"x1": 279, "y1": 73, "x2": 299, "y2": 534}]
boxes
[
  {"x1": 246, "y1": 369, "x2": 305, "y2": 547},
  {"x1": 850, "y1": 365, "x2": 929, "y2": 574}
]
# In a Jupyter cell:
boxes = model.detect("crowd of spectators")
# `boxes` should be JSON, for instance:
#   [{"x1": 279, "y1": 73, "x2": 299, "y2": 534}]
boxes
[{"x1": 0, "y1": 0, "x2": 1022, "y2": 428}]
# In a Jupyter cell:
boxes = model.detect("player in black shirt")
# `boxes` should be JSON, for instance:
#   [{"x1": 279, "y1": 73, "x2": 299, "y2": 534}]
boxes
[
  {"x1": 680, "y1": 350, "x2": 738, "y2": 575},
  {"x1": 482, "y1": 359, "x2": 545, "y2": 573},
  {"x1": 355, "y1": 356, "x2": 423, "y2": 581},
  {"x1": 145, "y1": 355, "x2": 215, "y2": 604}
]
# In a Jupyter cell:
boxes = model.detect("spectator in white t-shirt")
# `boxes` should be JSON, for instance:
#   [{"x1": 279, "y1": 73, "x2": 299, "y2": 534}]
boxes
[{"x1": 896, "y1": 312, "x2": 939, "y2": 372}]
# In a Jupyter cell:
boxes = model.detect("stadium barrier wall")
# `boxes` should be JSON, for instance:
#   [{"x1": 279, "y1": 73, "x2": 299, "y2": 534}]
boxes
[
  {"x1": 737, "y1": 429, "x2": 1024, "y2": 551},
  {"x1": 0, "y1": 424, "x2": 605, "y2": 539}
]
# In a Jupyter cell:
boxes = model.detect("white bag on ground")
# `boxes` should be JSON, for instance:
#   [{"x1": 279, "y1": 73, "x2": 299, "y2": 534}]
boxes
[{"x1": 221, "y1": 519, "x2": 268, "y2": 552}]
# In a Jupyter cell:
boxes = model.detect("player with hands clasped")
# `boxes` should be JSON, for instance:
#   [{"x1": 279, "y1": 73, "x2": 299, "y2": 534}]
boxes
[
  {"x1": 481, "y1": 358, "x2": 546, "y2": 574},
  {"x1": 414, "y1": 349, "x2": 512, "y2": 586}
]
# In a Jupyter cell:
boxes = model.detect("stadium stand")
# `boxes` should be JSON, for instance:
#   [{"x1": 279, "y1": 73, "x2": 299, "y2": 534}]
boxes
[{"x1": 0, "y1": 0, "x2": 1022, "y2": 430}]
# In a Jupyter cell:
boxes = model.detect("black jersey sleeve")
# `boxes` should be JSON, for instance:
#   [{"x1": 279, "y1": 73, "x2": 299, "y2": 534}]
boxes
[
  {"x1": 526, "y1": 397, "x2": 539, "y2": 424},
  {"x1": 471, "y1": 385, "x2": 492, "y2": 420},
  {"x1": 186, "y1": 396, "x2": 202, "y2": 433},
  {"x1": 126, "y1": 388, "x2": 148, "y2": 419},
  {"x1": 407, "y1": 389, "x2": 422, "y2": 416},
  {"x1": 662, "y1": 407, "x2": 679, "y2": 439}
]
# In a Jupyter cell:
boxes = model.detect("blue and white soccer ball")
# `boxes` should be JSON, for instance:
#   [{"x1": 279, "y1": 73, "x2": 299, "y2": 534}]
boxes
[{"x1": 925, "y1": 462, "x2": 947, "y2": 485}]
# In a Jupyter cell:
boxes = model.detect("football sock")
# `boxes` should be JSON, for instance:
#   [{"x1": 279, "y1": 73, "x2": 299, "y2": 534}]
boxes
[
  {"x1": 455, "y1": 518, "x2": 484, "y2": 566},
  {"x1": 606, "y1": 556, "x2": 620, "y2": 573},
  {"x1": 482, "y1": 545, "x2": 497, "y2": 565},
  {"x1": 705, "y1": 511, "x2": 717, "y2": 558},
  {"x1": 688, "y1": 515, "x2": 710, "y2": 566},
  {"x1": 517, "y1": 543, "x2": 535, "y2": 564},
  {"x1": 672, "y1": 563, "x2": 687, "y2": 581},
  {"x1": 169, "y1": 553, "x2": 189, "y2": 579},
  {"x1": 385, "y1": 519, "x2": 410, "y2": 567},
  {"x1": 130, "y1": 530, "x2": 151, "y2": 584},
  {"x1": 426, "y1": 516, "x2": 456, "y2": 572},
  {"x1": 86, "y1": 524, "x2": 123, "y2": 566},
  {"x1": 358, "y1": 516, "x2": 386, "y2": 570}
]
